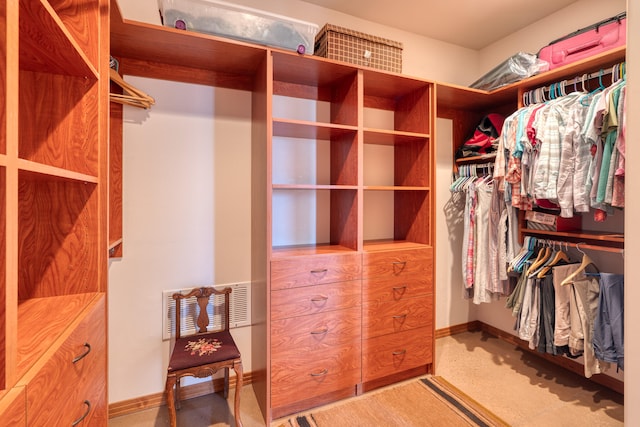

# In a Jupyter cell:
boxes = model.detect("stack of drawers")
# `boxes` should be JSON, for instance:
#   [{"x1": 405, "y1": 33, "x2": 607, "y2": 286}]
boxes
[
  {"x1": 270, "y1": 253, "x2": 362, "y2": 410},
  {"x1": 362, "y1": 248, "x2": 433, "y2": 384}
]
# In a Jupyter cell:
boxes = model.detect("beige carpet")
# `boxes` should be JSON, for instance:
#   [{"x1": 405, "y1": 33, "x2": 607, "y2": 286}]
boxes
[{"x1": 275, "y1": 376, "x2": 509, "y2": 427}]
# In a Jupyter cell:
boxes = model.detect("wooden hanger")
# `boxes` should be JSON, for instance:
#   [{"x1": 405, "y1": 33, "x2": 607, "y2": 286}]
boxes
[
  {"x1": 525, "y1": 246, "x2": 551, "y2": 277},
  {"x1": 109, "y1": 68, "x2": 155, "y2": 109},
  {"x1": 560, "y1": 244, "x2": 598, "y2": 286},
  {"x1": 536, "y1": 249, "x2": 570, "y2": 278}
]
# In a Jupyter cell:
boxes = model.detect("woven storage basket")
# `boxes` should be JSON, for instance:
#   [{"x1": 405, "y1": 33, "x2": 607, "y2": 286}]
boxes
[{"x1": 314, "y1": 24, "x2": 402, "y2": 73}]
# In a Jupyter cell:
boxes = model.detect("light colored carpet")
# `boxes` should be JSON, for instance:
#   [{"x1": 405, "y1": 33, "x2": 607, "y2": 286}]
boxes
[{"x1": 275, "y1": 376, "x2": 508, "y2": 427}]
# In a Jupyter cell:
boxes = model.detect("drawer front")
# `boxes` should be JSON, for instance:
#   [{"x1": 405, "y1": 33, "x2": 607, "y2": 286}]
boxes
[
  {"x1": 362, "y1": 275, "x2": 432, "y2": 304},
  {"x1": 271, "y1": 280, "x2": 361, "y2": 320},
  {"x1": 271, "y1": 307, "x2": 361, "y2": 356},
  {"x1": 362, "y1": 297, "x2": 432, "y2": 338},
  {"x1": 271, "y1": 253, "x2": 361, "y2": 290},
  {"x1": 362, "y1": 248, "x2": 432, "y2": 279},
  {"x1": 0, "y1": 386, "x2": 26, "y2": 427},
  {"x1": 271, "y1": 344, "x2": 361, "y2": 408},
  {"x1": 362, "y1": 326, "x2": 433, "y2": 383},
  {"x1": 26, "y1": 298, "x2": 106, "y2": 426}
]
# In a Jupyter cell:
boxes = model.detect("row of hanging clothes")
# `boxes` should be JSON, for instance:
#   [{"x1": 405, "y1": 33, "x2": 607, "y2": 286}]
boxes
[
  {"x1": 493, "y1": 62, "x2": 627, "y2": 222},
  {"x1": 450, "y1": 66, "x2": 626, "y2": 379},
  {"x1": 451, "y1": 163, "x2": 521, "y2": 305},
  {"x1": 506, "y1": 237, "x2": 624, "y2": 378}
]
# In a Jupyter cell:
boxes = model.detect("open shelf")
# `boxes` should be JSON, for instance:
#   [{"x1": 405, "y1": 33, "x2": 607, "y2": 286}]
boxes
[
  {"x1": 19, "y1": 71, "x2": 99, "y2": 177},
  {"x1": 272, "y1": 188, "x2": 358, "y2": 253},
  {"x1": 18, "y1": 170, "x2": 100, "y2": 300},
  {"x1": 19, "y1": 0, "x2": 98, "y2": 78}
]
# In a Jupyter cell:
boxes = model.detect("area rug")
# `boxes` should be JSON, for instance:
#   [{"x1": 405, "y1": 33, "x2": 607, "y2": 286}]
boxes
[{"x1": 274, "y1": 376, "x2": 509, "y2": 427}]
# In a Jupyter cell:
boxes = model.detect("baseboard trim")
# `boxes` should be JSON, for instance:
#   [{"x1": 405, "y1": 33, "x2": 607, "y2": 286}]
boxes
[
  {"x1": 108, "y1": 372, "x2": 256, "y2": 419},
  {"x1": 478, "y1": 322, "x2": 624, "y2": 395},
  {"x1": 434, "y1": 321, "x2": 481, "y2": 339}
]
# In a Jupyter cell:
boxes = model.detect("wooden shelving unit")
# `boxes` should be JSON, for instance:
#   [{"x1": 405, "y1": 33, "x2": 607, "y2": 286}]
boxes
[{"x1": 1, "y1": 0, "x2": 109, "y2": 424}]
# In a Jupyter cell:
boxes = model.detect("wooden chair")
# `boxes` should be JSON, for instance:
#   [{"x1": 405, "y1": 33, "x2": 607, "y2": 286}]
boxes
[{"x1": 165, "y1": 287, "x2": 243, "y2": 427}]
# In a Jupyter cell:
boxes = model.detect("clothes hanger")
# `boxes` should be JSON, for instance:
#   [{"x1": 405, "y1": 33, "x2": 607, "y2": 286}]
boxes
[
  {"x1": 509, "y1": 236, "x2": 535, "y2": 272},
  {"x1": 560, "y1": 243, "x2": 598, "y2": 286},
  {"x1": 525, "y1": 243, "x2": 551, "y2": 276},
  {"x1": 536, "y1": 244, "x2": 570, "y2": 278},
  {"x1": 110, "y1": 67, "x2": 156, "y2": 109}
]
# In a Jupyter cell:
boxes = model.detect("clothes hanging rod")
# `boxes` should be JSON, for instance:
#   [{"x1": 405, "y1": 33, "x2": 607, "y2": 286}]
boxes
[
  {"x1": 533, "y1": 237, "x2": 623, "y2": 254},
  {"x1": 535, "y1": 62, "x2": 624, "y2": 95}
]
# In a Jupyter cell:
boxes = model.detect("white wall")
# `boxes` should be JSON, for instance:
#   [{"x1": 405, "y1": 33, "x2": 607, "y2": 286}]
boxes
[{"x1": 108, "y1": 78, "x2": 253, "y2": 403}]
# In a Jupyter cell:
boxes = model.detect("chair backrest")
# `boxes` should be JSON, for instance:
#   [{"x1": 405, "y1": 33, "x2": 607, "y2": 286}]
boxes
[{"x1": 172, "y1": 287, "x2": 232, "y2": 339}]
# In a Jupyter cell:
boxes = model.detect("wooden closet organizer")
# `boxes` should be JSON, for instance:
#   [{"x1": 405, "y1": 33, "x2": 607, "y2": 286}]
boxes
[
  {"x1": 0, "y1": 0, "x2": 109, "y2": 424},
  {"x1": 109, "y1": 0, "x2": 625, "y2": 420}
]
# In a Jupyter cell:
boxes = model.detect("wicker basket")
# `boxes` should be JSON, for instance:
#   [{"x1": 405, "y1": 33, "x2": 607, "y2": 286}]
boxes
[{"x1": 314, "y1": 24, "x2": 403, "y2": 73}]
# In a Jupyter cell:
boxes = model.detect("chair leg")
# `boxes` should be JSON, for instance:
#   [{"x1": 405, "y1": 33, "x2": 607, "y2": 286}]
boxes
[
  {"x1": 233, "y1": 361, "x2": 243, "y2": 427},
  {"x1": 165, "y1": 375, "x2": 178, "y2": 427},
  {"x1": 223, "y1": 367, "x2": 229, "y2": 399},
  {"x1": 175, "y1": 377, "x2": 182, "y2": 410}
]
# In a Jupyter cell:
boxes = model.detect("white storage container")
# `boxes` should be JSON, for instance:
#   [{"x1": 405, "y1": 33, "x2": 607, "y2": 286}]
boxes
[{"x1": 160, "y1": 0, "x2": 319, "y2": 54}]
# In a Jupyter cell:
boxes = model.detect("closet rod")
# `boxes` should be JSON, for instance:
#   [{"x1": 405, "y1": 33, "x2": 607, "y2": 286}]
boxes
[
  {"x1": 534, "y1": 238, "x2": 623, "y2": 254},
  {"x1": 537, "y1": 62, "x2": 625, "y2": 95}
]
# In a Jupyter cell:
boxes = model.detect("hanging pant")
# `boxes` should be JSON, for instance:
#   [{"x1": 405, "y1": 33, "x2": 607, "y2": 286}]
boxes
[{"x1": 593, "y1": 273, "x2": 624, "y2": 370}]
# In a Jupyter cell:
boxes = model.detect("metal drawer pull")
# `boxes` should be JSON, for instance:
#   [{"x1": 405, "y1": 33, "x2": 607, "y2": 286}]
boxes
[
  {"x1": 310, "y1": 268, "x2": 328, "y2": 274},
  {"x1": 310, "y1": 327, "x2": 329, "y2": 335},
  {"x1": 72, "y1": 343, "x2": 92, "y2": 364},
  {"x1": 310, "y1": 369, "x2": 329, "y2": 377},
  {"x1": 392, "y1": 350, "x2": 407, "y2": 356},
  {"x1": 310, "y1": 295, "x2": 329, "y2": 302},
  {"x1": 72, "y1": 400, "x2": 91, "y2": 426},
  {"x1": 392, "y1": 314, "x2": 407, "y2": 319}
]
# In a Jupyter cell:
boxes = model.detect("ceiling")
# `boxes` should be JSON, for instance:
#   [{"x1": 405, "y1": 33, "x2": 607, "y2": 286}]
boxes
[{"x1": 301, "y1": 0, "x2": 579, "y2": 50}]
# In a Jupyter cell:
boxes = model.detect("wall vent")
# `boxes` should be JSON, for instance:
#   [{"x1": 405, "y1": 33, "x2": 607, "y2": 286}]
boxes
[{"x1": 162, "y1": 282, "x2": 251, "y2": 341}]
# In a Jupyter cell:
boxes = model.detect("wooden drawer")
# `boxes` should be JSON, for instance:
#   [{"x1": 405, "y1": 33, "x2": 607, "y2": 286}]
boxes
[
  {"x1": 271, "y1": 253, "x2": 361, "y2": 290},
  {"x1": 362, "y1": 326, "x2": 432, "y2": 383},
  {"x1": 0, "y1": 386, "x2": 26, "y2": 427},
  {"x1": 362, "y1": 248, "x2": 432, "y2": 279},
  {"x1": 362, "y1": 275, "x2": 432, "y2": 304},
  {"x1": 271, "y1": 343, "x2": 361, "y2": 408},
  {"x1": 25, "y1": 297, "x2": 106, "y2": 426},
  {"x1": 362, "y1": 297, "x2": 432, "y2": 338},
  {"x1": 271, "y1": 307, "x2": 361, "y2": 356},
  {"x1": 271, "y1": 280, "x2": 361, "y2": 320}
]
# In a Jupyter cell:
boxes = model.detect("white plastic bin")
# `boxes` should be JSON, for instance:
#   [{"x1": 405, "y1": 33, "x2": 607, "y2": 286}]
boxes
[{"x1": 160, "y1": 0, "x2": 319, "y2": 54}]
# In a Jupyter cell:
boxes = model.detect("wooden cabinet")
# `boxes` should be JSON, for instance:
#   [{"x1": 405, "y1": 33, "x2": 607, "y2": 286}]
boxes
[
  {"x1": 0, "y1": 0, "x2": 108, "y2": 423},
  {"x1": 268, "y1": 50, "x2": 435, "y2": 416},
  {"x1": 362, "y1": 248, "x2": 433, "y2": 387},
  {"x1": 109, "y1": 4, "x2": 435, "y2": 422}
]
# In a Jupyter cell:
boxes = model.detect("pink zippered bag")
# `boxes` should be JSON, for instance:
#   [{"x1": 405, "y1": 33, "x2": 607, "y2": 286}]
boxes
[{"x1": 538, "y1": 13, "x2": 626, "y2": 70}]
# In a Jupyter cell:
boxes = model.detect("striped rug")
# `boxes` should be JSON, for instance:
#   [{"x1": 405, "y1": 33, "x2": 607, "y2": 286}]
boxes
[{"x1": 274, "y1": 376, "x2": 508, "y2": 427}]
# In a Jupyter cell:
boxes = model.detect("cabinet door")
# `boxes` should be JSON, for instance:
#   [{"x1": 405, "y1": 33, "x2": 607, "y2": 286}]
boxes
[
  {"x1": 362, "y1": 248, "x2": 433, "y2": 279},
  {"x1": 271, "y1": 340, "x2": 361, "y2": 408},
  {"x1": 362, "y1": 326, "x2": 433, "y2": 382},
  {"x1": 271, "y1": 253, "x2": 361, "y2": 290},
  {"x1": 362, "y1": 296, "x2": 432, "y2": 338},
  {"x1": 25, "y1": 298, "x2": 105, "y2": 426},
  {"x1": 0, "y1": 387, "x2": 26, "y2": 426},
  {"x1": 271, "y1": 280, "x2": 361, "y2": 320},
  {"x1": 363, "y1": 275, "x2": 432, "y2": 304}
]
